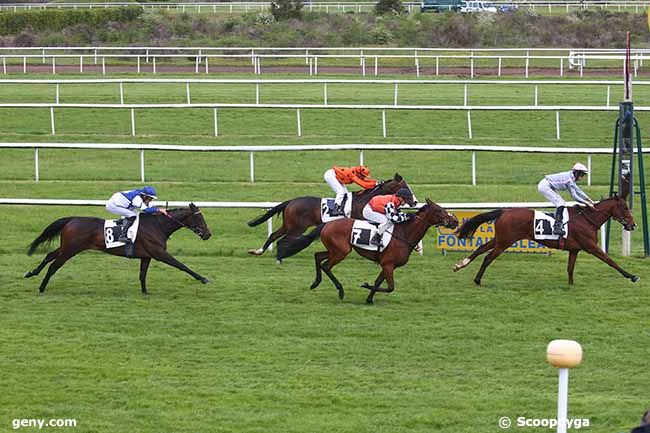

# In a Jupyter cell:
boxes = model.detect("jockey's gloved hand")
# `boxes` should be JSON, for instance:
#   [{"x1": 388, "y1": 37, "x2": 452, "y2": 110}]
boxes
[{"x1": 406, "y1": 213, "x2": 416, "y2": 221}]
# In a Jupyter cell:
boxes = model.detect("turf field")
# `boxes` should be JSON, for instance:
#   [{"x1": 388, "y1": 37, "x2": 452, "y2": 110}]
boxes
[{"x1": 1, "y1": 72, "x2": 649, "y2": 433}]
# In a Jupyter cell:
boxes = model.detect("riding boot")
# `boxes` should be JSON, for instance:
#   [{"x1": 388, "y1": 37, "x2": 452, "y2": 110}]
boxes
[
  {"x1": 124, "y1": 240, "x2": 136, "y2": 258},
  {"x1": 330, "y1": 203, "x2": 344, "y2": 217},
  {"x1": 553, "y1": 206, "x2": 565, "y2": 236},
  {"x1": 371, "y1": 223, "x2": 389, "y2": 249},
  {"x1": 118, "y1": 216, "x2": 135, "y2": 242}
]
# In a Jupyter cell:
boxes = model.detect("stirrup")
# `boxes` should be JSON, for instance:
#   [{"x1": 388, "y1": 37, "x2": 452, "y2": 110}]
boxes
[{"x1": 371, "y1": 233, "x2": 383, "y2": 247}]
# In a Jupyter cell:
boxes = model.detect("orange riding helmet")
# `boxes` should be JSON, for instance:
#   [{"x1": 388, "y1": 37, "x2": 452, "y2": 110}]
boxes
[{"x1": 353, "y1": 165, "x2": 370, "y2": 178}]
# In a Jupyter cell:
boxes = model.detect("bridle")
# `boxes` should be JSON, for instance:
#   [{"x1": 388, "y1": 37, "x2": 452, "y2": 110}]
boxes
[
  {"x1": 165, "y1": 210, "x2": 206, "y2": 238},
  {"x1": 387, "y1": 211, "x2": 455, "y2": 249},
  {"x1": 577, "y1": 201, "x2": 629, "y2": 229}
]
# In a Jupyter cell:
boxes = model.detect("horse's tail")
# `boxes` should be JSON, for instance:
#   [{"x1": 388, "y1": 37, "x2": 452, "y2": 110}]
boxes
[
  {"x1": 247, "y1": 200, "x2": 291, "y2": 227},
  {"x1": 277, "y1": 224, "x2": 324, "y2": 260},
  {"x1": 456, "y1": 210, "x2": 503, "y2": 239},
  {"x1": 28, "y1": 217, "x2": 74, "y2": 256}
]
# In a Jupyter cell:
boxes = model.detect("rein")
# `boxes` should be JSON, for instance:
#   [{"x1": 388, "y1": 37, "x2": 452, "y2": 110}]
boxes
[
  {"x1": 164, "y1": 210, "x2": 204, "y2": 237},
  {"x1": 386, "y1": 213, "x2": 448, "y2": 250}
]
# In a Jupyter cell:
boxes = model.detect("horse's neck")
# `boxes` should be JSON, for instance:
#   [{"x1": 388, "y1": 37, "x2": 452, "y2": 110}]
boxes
[
  {"x1": 399, "y1": 216, "x2": 430, "y2": 245},
  {"x1": 157, "y1": 211, "x2": 187, "y2": 236},
  {"x1": 578, "y1": 202, "x2": 614, "y2": 227}
]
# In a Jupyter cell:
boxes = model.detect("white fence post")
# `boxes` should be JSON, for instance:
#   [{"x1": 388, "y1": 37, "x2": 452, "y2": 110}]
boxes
[
  {"x1": 79, "y1": 55, "x2": 83, "y2": 73},
  {"x1": 267, "y1": 218, "x2": 273, "y2": 252},
  {"x1": 256, "y1": 83, "x2": 260, "y2": 105},
  {"x1": 250, "y1": 152, "x2": 255, "y2": 183},
  {"x1": 120, "y1": 82, "x2": 124, "y2": 104},
  {"x1": 534, "y1": 85, "x2": 538, "y2": 106},
  {"x1": 34, "y1": 148, "x2": 39, "y2": 182},
  {"x1": 52, "y1": 57, "x2": 56, "y2": 74},
  {"x1": 50, "y1": 107, "x2": 55, "y2": 135},
  {"x1": 324, "y1": 83, "x2": 328, "y2": 105},
  {"x1": 606, "y1": 85, "x2": 610, "y2": 107},
  {"x1": 130, "y1": 108, "x2": 136, "y2": 136},
  {"x1": 464, "y1": 84, "x2": 468, "y2": 106},
  {"x1": 393, "y1": 83, "x2": 398, "y2": 106},
  {"x1": 140, "y1": 149, "x2": 145, "y2": 182},
  {"x1": 600, "y1": 225, "x2": 607, "y2": 252},
  {"x1": 213, "y1": 108, "x2": 219, "y2": 137},
  {"x1": 359, "y1": 150, "x2": 364, "y2": 166},
  {"x1": 556, "y1": 111, "x2": 560, "y2": 140},
  {"x1": 472, "y1": 151, "x2": 476, "y2": 186},
  {"x1": 2, "y1": 57, "x2": 5, "y2": 75},
  {"x1": 382, "y1": 110, "x2": 387, "y2": 138},
  {"x1": 55, "y1": 84, "x2": 60, "y2": 104},
  {"x1": 467, "y1": 111, "x2": 472, "y2": 139},
  {"x1": 102, "y1": 57, "x2": 106, "y2": 75},
  {"x1": 587, "y1": 154, "x2": 592, "y2": 186},
  {"x1": 186, "y1": 82, "x2": 191, "y2": 104},
  {"x1": 296, "y1": 109, "x2": 302, "y2": 137}
]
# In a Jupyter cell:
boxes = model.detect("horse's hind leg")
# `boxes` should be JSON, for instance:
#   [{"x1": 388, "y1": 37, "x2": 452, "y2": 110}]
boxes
[
  {"x1": 453, "y1": 239, "x2": 495, "y2": 272},
  {"x1": 25, "y1": 248, "x2": 60, "y2": 278},
  {"x1": 248, "y1": 226, "x2": 287, "y2": 256},
  {"x1": 310, "y1": 251, "x2": 328, "y2": 290},
  {"x1": 473, "y1": 244, "x2": 507, "y2": 286},
  {"x1": 38, "y1": 250, "x2": 77, "y2": 293},
  {"x1": 320, "y1": 253, "x2": 347, "y2": 300}
]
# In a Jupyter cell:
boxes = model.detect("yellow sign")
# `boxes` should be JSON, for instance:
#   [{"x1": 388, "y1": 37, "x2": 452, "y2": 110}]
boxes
[{"x1": 436, "y1": 210, "x2": 550, "y2": 254}]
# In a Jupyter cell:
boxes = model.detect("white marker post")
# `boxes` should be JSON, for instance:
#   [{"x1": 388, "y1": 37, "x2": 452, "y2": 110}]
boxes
[{"x1": 546, "y1": 340, "x2": 583, "y2": 433}]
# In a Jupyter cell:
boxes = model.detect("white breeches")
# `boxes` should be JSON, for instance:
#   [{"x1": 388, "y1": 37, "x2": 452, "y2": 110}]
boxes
[
  {"x1": 538, "y1": 179, "x2": 566, "y2": 207},
  {"x1": 363, "y1": 204, "x2": 390, "y2": 234},
  {"x1": 106, "y1": 193, "x2": 138, "y2": 218},
  {"x1": 324, "y1": 169, "x2": 349, "y2": 205}
]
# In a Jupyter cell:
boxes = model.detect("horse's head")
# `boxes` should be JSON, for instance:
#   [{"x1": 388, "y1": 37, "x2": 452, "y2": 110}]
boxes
[
  {"x1": 608, "y1": 196, "x2": 636, "y2": 231},
  {"x1": 418, "y1": 199, "x2": 458, "y2": 229},
  {"x1": 172, "y1": 203, "x2": 212, "y2": 240}
]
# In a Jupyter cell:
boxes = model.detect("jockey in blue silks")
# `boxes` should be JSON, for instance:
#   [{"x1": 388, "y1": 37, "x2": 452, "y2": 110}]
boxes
[{"x1": 106, "y1": 186, "x2": 167, "y2": 244}]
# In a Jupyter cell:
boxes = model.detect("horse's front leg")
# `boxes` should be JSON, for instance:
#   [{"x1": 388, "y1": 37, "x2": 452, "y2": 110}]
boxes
[
  {"x1": 585, "y1": 244, "x2": 639, "y2": 282},
  {"x1": 140, "y1": 257, "x2": 151, "y2": 294},
  {"x1": 366, "y1": 265, "x2": 395, "y2": 304},
  {"x1": 567, "y1": 250, "x2": 578, "y2": 285},
  {"x1": 152, "y1": 250, "x2": 209, "y2": 284}
]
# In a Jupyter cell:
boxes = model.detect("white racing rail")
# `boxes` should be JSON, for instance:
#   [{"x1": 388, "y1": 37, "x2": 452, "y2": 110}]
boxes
[{"x1": 4, "y1": 142, "x2": 650, "y2": 185}]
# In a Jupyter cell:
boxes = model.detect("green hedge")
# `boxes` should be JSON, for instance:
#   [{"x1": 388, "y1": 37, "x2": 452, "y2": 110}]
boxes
[{"x1": 0, "y1": 6, "x2": 143, "y2": 35}]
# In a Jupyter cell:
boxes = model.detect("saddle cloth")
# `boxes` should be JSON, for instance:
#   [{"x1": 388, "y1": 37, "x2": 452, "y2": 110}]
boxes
[
  {"x1": 533, "y1": 209, "x2": 569, "y2": 240},
  {"x1": 321, "y1": 192, "x2": 353, "y2": 222},
  {"x1": 350, "y1": 220, "x2": 394, "y2": 252},
  {"x1": 104, "y1": 215, "x2": 141, "y2": 249}
]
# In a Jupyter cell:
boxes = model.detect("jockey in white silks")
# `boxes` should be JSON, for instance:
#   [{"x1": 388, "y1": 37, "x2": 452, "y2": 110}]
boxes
[{"x1": 537, "y1": 162, "x2": 595, "y2": 236}]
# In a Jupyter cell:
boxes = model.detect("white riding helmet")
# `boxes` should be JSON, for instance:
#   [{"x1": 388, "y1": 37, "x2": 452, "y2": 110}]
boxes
[{"x1": 572, "y1": 162, "x2": 589, "y2": 173}]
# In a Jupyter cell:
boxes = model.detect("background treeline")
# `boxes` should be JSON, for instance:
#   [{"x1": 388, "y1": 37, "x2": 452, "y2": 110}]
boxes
[{"x1": 0, "y1": 7, "x2": 648, "y2": 47}]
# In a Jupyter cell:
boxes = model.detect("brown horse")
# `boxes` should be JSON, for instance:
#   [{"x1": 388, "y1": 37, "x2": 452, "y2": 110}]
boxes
[
  {"x1": 453, "y1": 196, "x2": 639, "y2": 285},
  {"x1": 25, "y1": 203, "x2": 211, "y2": 294},
  {"x1": 247, "y1": 173, "x2": 410, "y2": 258},
  {"x1": 284, "y1": 199, "x2": 458, "y2": 304}
]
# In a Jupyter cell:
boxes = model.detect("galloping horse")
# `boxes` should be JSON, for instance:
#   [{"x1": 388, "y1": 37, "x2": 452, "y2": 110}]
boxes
[
  {"x1": 247, "y1": 173, "x2": 411, "y2": 257},
  {"x1": 453, "y1": 196, "x2": 640, "y2": 285},
  {"x1": 282, "y1": 199, "x2": 458, "y2": 304},
  {"x1": 25, "y1": 203, "x2": 212, "y2": 294}
]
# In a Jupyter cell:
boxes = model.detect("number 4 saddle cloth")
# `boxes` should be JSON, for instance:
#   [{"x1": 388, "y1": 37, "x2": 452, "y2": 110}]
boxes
[
  {"x1": 533, "y1": 209, "x2": 569, "y2": 241},
  {"x1": 103, "y1": 215, "x2": 141, "y2": 249}
]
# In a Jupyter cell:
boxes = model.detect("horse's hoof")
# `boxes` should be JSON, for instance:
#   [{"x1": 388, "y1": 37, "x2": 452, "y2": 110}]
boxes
[
  {"x1": 366, "y1": 298, "x2": 374, "y2": 305},
  {"x1": 24, "y1": 271, "x2": 32, "y2": 278},
  {"x1": 474, "y1": 279, "x2": 481, "y2": 286},
  {"x1": 631, "y1": 275, "x2": 640, "y2": 283},
  {"x1": 276, "y1": 259, "x2": 283, "y2": 265},
  {"x1": 310, "y1": 281, "x2": 319, "y2": 290},
  {"x1": 200, "y1": 277, "x2": 210, "y2": 284},
  {"x1": 247, "y1": 248, "x2": 263, "y2": 256},
  {"x1": 337, "y1": 288, "x2": 345, "y2": 300}
]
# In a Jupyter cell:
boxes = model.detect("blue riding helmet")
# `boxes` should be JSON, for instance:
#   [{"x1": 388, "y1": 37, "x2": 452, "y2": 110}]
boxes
[{"x1": 141, "y1": 186, "x2": 158, "y2": 199}]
